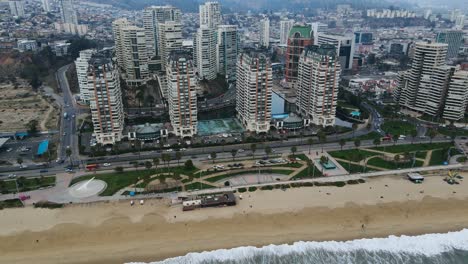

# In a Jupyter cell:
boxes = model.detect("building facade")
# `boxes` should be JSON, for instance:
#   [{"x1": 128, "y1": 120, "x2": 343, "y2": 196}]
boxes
[
  {"x1": 75, "y1": 49, "x2": 96, "y2": 104},
  {"x1": 87, "y1": 53, "x2": 124, "y2": 145},
  {"x1": 285, "y1": 25, "x2": 313, "y2": 83},
  {"x1": 279, "y1": 20, "x2": 294, "y2": 46},
  {"x1": 297, "y1": 44, "x2": 341, "y2": 127},
  {"x1": 9, "y1": 1, "x2": 25, "y2": 17},
  {"x1": 259, "y1": 17, "x2": 270, "y2": 48},
  {"x1": 59, "y1": 0, "x2": 78, "y2": 25},
  {"x1": 217, "y1": 25, "x2": 238, "y2": 82},
  {"x1": 199, "y1": 1, "x2": 221, "y2": 29},
  {"x1": 436, "y1": 30, "x2": 464, "y2": 59},
  {"x1": 443, "y1": 69, "x2": 468, "y2": 121},
  {"x1": 167, "y1": 51, "x2": 198, "y2": 137},
  {"x1": 315, "y1": 33, "x2": 355, "y2": 70},
  {"x1": 194, "y1": 26, "x2": 217, "y2": 80},
  {"x1": 236, "y1": 50, "x2": 272, "y2": 133},
  {"x1": 158, "y1": 21, "x2": 183, "y2": 71},
  {"x1": 143, "y1": 5, "x2": 181, "y2": 57},
  {"x1": 41, "y1": 0, "x2": 52, "y2": 12}
]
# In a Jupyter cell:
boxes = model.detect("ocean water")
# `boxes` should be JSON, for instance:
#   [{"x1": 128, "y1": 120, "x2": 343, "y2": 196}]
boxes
[{"x1": 129, "y1": 229, "x2": 468, "y2": 264}]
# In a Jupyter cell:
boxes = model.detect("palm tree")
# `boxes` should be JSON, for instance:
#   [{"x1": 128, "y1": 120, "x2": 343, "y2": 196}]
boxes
[
  {"x1": 394, "y1": 154, "x2": 400, "y2": 169},
  {"x1": 66, "y1": 148, "x2": 72, "y2": 167},
  {"x1": 264, "y1": 146, "x2": 272, "y2": 159},
  {"x1": 307, "y1": 138, "x2": 314, "y2": 154},
  {"x1": 135, "y1": 86, "x2": 145, "y2": 112},
  {"x1": 250, "y1": 143, "x2": 257, "y2": 159},
  {"x1": 450, "y1": 133, "x2": 456, "y2": 144},
  {"x1": 152, "y1": 157, "x2": 160, "y2": 170},
  {"x1": 354, "y1": 139, "x2": 361, "y2": 150},
  {"x1": 392, "y1": 134, "x2": 399, "y2": 146},
  {"x1": 291, "y1": 146, "x2": 297, "y2": 157},
  {"x1": 145, "y1": 161, "x2": 152, "y2": 171},
  {"x1": 175, "y1": 151, "x2": 182, "y2": 165},
  {"x1": 373, "y1": 138, "x2": 381, "y2": 148},
  {"x1": 210, "y1": 152, "x2": 217, "y2": 164},
  {"x1": 318, "y1": 131, "x2": 327, "y2": 153},
  {"x1": 320, "y1": 155, "x2": 328, "y2": 165},
  {"x1": 16, "y1": 157, "x2": 23, "y2": 167},
  {"x1": 161, "y1": 153, "x2": 171, "y2": 172},
  {"x1": 231, "y1": 149, "x2": 237, "y2": 161},
  {"x1": 133, "y1": 162, "x2": 139, "y2": 171},
  {"x1": 410, "y1": 129, "x2": 417, "y2": 144},
  {"x1": 366, "y1": 123, "x2": 372, "y2": 131},
  {"x1": 339, "y1": 138, "x2": 346, "y2": 150},
  {"x1": 428, "y1": 129, "x2": 437, "y2": 144},
  {"x1": 352, "y1": 123, "x2": 358, "y2": 138}
]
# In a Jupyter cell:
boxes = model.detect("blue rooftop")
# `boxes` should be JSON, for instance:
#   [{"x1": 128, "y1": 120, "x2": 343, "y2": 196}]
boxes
[{"x1": 37, "y1": 140, "x2": 49, "y2": 155}]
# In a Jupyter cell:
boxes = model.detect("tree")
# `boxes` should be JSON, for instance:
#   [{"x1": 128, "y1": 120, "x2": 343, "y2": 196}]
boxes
[
  {"x1": 320, "y1": 155, "x2": 328, "y2": 165},
  {"x1": 160, "y1": 175, "x2": 167, "y2": 184},
  {"x1": 373, "y1": 138, "x2": 381, "y2": 147},
  {"x1": 66, "y1": 148, "x2": 72, "y2": 166},
  {"x1": 352, "y1": 123, "x2": 358, "y2": 138},
  {"x1": 291, "y1": 146, "x2": 297, "y2": 156},
  {"x1": 318, "y1": 131, "x2": 327, "y2": 153},
  {"x1": 175, "y1": 151, "x2": 182, "y2": 165},
  {"x1": 394, "y1": 154, "x2": 400, "y2": 168},
  {"x1": 264, "y1": 146, "x2": 272, "y2": 158},
  {"x1": 152, "y1": 157, "x2": 160, "y2": 170},
  {"x1": 133, "y1": 162, "x2": 139, "y2": 171},
  {"x1": 231, "y1": 149, "x2": 237, "y2": 161},
  {"x1": 114, "y1": 166, "x2": 124, "y2": 173},
  {"x1": 26, "y1": 119, "x2": 39, "y2": 134},
  {"x1": 184, "y1": 159, "x2": 194, "y2": 170},
  {"x1": 145, "y1": 161, "x2": 152, "y2": 170},
  {"x1": 366, "y1": 123, "x2": 372, "y2": 131},
  {"x1": 68, "y1": 37, "x2": 98, "y2": 59},
  {"x1": 428, "y1": 129, "x2": 437, "y2": 143},
  {"x1": 354, "y1": 139, "x2": 361, "y2": 149},
  {"x1": 16, "y1": 157, "x2": 23, "y2": 167},
  {"x1": 410, "y1": 129, "x2": 417, "y2": 144},
  {"x1": 161, "y1": 153, "x2": 171, "y2": 172},
  {"x1": 339, "y1": 138, "x2": 346, "y2": 150},
  {"x1": 250, "y1": 143, "x2": 257, "y2": 159},
  {"x1": 450, "y1": 133, "x2": 456, "y2": 143},
  {"x1": 307, "y1": 138, "x2": 314, "y2": 154},
  {"x1": 392, "y1": 134, "x2": 399, "y2": 146},
  {"x1": 210, "y1": 152, "x2": 217, "y2": 164}
]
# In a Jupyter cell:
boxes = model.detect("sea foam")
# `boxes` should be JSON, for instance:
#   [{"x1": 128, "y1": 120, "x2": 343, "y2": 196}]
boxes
[{"x1": 127, "y1": 229, "x2": 468, "y2": 264}]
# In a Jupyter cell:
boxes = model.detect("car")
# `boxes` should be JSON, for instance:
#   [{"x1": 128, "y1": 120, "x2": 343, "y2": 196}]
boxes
[
  {"x1": 180, "y1": 148, "x2": 187, "y2": 151},
  {"x1": 103, "y1": 163, "x2": 111, "y2": 167},
  {"x1": 238, "y1": 149, "x2": 244, "y2": 153},
  {"x1": 39, "y1": 169, "x2": 48, "y2": 173},
  {"x1": 6, "y1": 148, "x2": 13, "y2": 152},
  {"x1": 8, "y1": 174, "x2": 17, "y2": 178},
  {"x1": 65, "y1": 168, "x2": 74, "y2": 173},
  {"x1": 165, "y1": 149, "x2": 173, "y2": 152}
]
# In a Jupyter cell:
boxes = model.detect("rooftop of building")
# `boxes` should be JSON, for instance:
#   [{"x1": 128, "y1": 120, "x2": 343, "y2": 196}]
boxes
[
  {"x1": 304, "y1": 44, "x2": 337, "y2": 57},
  {"x1": 288, "y1": 25, "x2": 312, "y2": 38}
]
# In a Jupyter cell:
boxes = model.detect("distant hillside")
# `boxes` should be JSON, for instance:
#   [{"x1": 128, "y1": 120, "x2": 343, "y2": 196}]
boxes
[{"x1": 88, "y1": 0, "x2": 395, "y2": 12}]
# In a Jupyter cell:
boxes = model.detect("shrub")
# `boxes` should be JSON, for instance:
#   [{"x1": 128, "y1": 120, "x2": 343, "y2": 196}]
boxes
[
  {"x1": 333, "y1": 181, "x2": 346, "y2": 187},
  {"x1": 303, "y1": 182, "x2": 314, "y2": 187},
  {"x1": 261, "y1": 185, "x2": 274, "y2": 190},
  {"x1": 248, "y1": 187, "x2": 257, "y2": 192},
  {"x1": 281, "y1": 184, "x2": 290, "y2": 189},
  {"x1": 184, "y1": 159, "x2": 195, "y2": 170},
  {"x1": 34, "y1": 201, "x2": 63, "y2": 209},
  {"x1": 358, "y1": 179, "x2": 366, "y2": 183},
  {"x1": 238, "y1": 188, "x2": 247, "y2": 193},
  {"x1": 347, "y1": 179, "x2": 360, "y2": 185}
]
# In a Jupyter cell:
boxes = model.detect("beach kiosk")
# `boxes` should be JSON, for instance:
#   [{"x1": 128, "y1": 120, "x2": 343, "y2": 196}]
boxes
[{"x1": 407, "y1": 173, "x2": 424, "y2": 183}]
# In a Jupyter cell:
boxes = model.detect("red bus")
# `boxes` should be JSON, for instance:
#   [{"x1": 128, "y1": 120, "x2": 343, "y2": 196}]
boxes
[{"x1": 86, "y1": 164, "x2": 99, "y2": 171}]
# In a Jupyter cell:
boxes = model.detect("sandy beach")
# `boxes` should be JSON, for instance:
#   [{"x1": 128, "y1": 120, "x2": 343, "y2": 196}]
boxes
[{"x1": 1, "y1": 174, "x2": 468, "y2": 264}]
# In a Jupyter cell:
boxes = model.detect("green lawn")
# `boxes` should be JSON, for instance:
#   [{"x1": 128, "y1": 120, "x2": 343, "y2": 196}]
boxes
[
  {"x1": 184, "y1": 182, "x2": 216, "y2": 191},
  {"x1": 0, "y1": 198, "x2": 23, "y2": 209},
  {"x1": 415, "y1": 151, "x2": 427, "y2": 159},
  {"x1": 429, "y1": 148, "x2": 461, "y2": 166},
  {"x1": 205, "y1": 169, "x2": 294, "y2": 183},
  {"x1": 329, "y1": 149, "x2": 377, "y2": 162},
  {"x1": 381, "y1": 120, "x2": 416, "y2": 136},
  {"x1": 1, "y1": 176, "x2": 55, "y2": 194},
  {"x1": 372, "y1": 142, "x2": 453, "y2": 154},
  {"x1": 353, "y1": 131, "x2": 382, "y2": 141},
  {"x1": 437, "y1": 126, "x2": 468, "y2": 137},
  {"x1": 70, "y1": 166, "x2": 198, "y2": 196},
  {"x1": 367, "y1": 157, "x2": 424, "y2": 170},
  {"x1": 337, "y1": 160, "x2": 371, "y2": 173}
]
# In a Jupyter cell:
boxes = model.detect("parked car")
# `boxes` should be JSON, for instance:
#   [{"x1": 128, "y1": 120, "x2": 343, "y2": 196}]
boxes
[{"x1": 103, "y1": 163, "x2": 111, "y2": 167}]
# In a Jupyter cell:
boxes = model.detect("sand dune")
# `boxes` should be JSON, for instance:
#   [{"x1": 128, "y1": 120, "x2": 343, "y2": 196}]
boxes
[{"x1": 1, "y1": 175, "x2": 468, "y2": 264}]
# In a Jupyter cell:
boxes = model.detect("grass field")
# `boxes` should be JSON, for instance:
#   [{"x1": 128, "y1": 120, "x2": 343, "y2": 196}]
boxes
[
  {"x1": 381, "y1": 120, "x2": 416, "y2": 136},
  {"x1": 0, "y1": 198, "x2": 23, "y2": 209},
  {"x1": 367, "y1": 157, "x2": 424, "y2": 170},
  {"x1": 437, "y1": 126, "x2": 468, "y2": 137},
  {"x1": 372, "y1": 142, "x2": 453, "y2": 154},
  {"x1": 205, "y1": 169, "x2": 294, "y2": 183},
  {"x1": 354, "y1": 131, "x2": 382, "y2": 141},
  {"x1": 329, "y1": 149, "x2": 377, "y2": 162},
  {"x1": 1, "y1": 176, "x2": 55, "y2": 194},
  {"x1": 337, "y1": 160, "x2": 371, "y2": 173},
  {"x1": 429, "y1": 148, "x2": 462, "y2": 166}
]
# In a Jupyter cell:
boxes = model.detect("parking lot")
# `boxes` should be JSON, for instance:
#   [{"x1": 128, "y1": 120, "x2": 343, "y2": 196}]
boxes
[{"x1": 0, "y1": 135, "x2": 54, "y2": 166}]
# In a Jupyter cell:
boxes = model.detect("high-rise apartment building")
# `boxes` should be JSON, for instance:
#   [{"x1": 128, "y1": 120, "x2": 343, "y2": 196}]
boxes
[
  {"x1": 279, "y1": 20, "x2": 294, "y2": 46},
  {"x1": 112, "y1": 19, "x2": 149, "y2": 85},
  {"x1": 199, "y1": 1, "x2": 221, "y2": 29},
  {"x1": 8, "y1": 1, "x2": 25, "y2": 17},
  {"x1": 316, "y1": 33, "x2": 355, "y2": 70},
  {"x1": 194, "y1": 26, "x2": 217, "y2": 80},
  {"x1": 455, "y1": 15, "x2": 465, "y2": 30},
  {"x1": 354, "y1": 32, "x2": 373, "y2": 44},
  {"x1": 259, "y1": 17, "x2": 270, "y2": 48},
  {"x1": 87, "y1": 52, "x2": 124, "y2": 145},
  {"x1": 75, "y1": 49, "x2": 96, "y2": 104},
  {"x1": 297, "y1": 44, "x2": 341, "y2": 126},
  {"x1": 158, "y1": 21, "x2": 183, "y2": 70},
  {"x1": 285, "y1": 25, "x2": 313, "y2": 83},
  {"x1": 217, "y1": 25, "x2": 239, "y2": 82},
  {"x1": 59, "y1": 0, "x2": 78, "y2": 25},
  {"x1": 395, "y1": 42, "x2": 453, "y2": 117},
  {"x1": 310, "y1": 22, "x2": 327, "y2": 36},
  {"x1": 41, "y1": 0, "x2": 52, "y2": 12},
  {"x1": 167, "y1": 51, "x2": 198, "y2": 137},
  {"x1": 436, "y1": 30, "x2": 464, "y2": 59},
  {"x1": 443, "y1": 68, "x2": 468, "y2": 121},
  {"x1": 236, "y1": 49, "x2": 272, "y2": 133},
  {"x1": 143, "y1": 5, "x2": 181, "y2": 57}
]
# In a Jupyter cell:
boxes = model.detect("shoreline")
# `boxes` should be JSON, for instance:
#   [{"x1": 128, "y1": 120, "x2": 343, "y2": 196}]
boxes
[{"x1": 1, "y1": 175, "x2": 468, "y2": 264}]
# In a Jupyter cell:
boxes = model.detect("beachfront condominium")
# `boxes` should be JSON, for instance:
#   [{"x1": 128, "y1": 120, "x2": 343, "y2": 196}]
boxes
[
  {"x1": 75, "y1": 49, "x2": 97, "y2": 104},
  {"x1": 217, "y1": 25, "x2": 239, "y2": 82},
  {"x1": 394, "y1": 41, "x2": 453, "y2": 117},
  {"x1": 236, "y1": 49, "x2": 272, "y2": 133},
  {"x1": 199, "y1": 1, "x2": 221, "y2": 29},
  {"x1": 143, "y1": 5, "x2": 181, "y2": 57},
  {"x1": 279, "y1": 19, "x2": 294, "y2": 46},
  {"x1": 315, "y1": 33, "x2": 355, "y2": 70},
  {"x1": 285, "y1": 25, "x2": 313, "y2": 84},
  {"x1": 59, "y1": 0, "x2": 77, "y2": 24},
  {"x1": 158, "y1": 21, "x2": 183, "y2": 71},
  {"x1": 167, "y1": 51, "x2": 198, "y2": 137},
  {"x1": 41, "y1": 0, "x2": 52, "y2": 12},
  {"x1": 8, "y1": 0, "x2": 25, "y2": 17},
  {"x1": 297, "y1": 44, "x2": 341, "y2": 127},
  {"x1": 259, "y1": 17, "x2": 270, "y2": 48},
  {"x1": 310, "y1": 22, "x2": 327, "y2": 36},
  {"x1": 455, "y1": 15, "x2": 465, "y2": 30},
  {"x1": 112, "y1": 18, "x2": 149, "y2": 86},
  {"x1": 194, "y1": 26, "x2": 217, "y2": 81},
  {"x1": 443, "y1": 68, "x2": 468, "y2": 121},
  {"x1": 436, "y1": 30, "x2": 464, "y2": 59},
  {"x1": 87, "y1": 52, "x2": 125, "y2": 145}
]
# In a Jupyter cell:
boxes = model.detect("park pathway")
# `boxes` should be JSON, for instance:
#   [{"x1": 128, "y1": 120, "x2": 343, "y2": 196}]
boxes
[{"x1": 423, "y1": 150, "x2": 433, "y2": 166}]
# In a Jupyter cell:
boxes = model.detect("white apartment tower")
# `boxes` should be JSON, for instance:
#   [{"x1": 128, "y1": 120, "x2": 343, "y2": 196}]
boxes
[
  {"x1": 59, "y1": 0, "x2": 78, "y2": 24},
  {"x1": 395, "y1": 42, "x2": 454, "y2": 117},
  {"x1": 41, "y1": 0, "x2": 52, "y2": 12},
  {"x1": 217, "y1": 25, "x2": 239, "y2": 82},
  {"x1": 75, "y1": 49, "x2": 96, "y2": 104},
  {"x1": 443, "y1": 69, "x2": 468, "y2": 121},
  {"x1": 236, "y1": 50, "x2": 272, "y2": 133},
  {"x1": 199, "y1": 1, "x2": 221, "y2": 29},
  {"x1": 87, "y1": 53, "x2": 125, "y2": 145},
  {"x1": 158, "y1": 21, "x2": 183, "y2": 71},
  {"x1": 9, "y1": 1, "x2": 25, "y2": 17},
  {"x1": 167, "y1": 51, "x2": 198, "y2": 137},
  {"x1": 112, "y1": 19, "x2": 149, "y2": 85},
  {"x1": 297, "y1": 45, "x2": 341, "y2": 127},
  {"x1": 143, "y1": 5, "x2": 181, "y2": 57},
  {"x1": 259, "y1": 17, "x2": 270, "y2": 48},
  {"x1": 280, "y1": 19, "x2": 294, "y2": 46},
  {"x1": 316, "y1": 33, "x2": 355, "y2": 69},
  {"x1": 194, "y1": 26, "x2": 217, "y2": 81}
]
